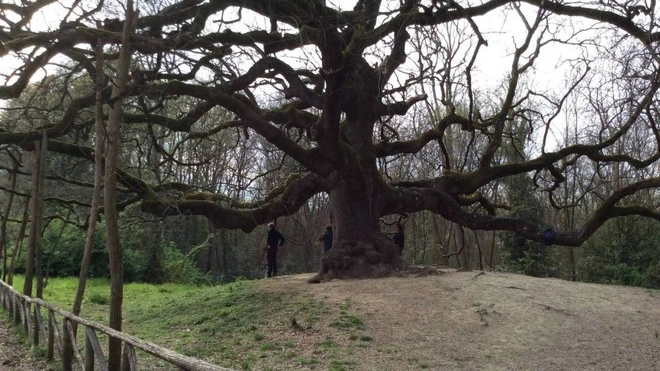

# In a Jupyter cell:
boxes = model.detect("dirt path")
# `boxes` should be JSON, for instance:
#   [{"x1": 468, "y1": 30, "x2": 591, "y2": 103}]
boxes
[
  {"x1": 259, "y1": 269, "x2": 660, "y2": 371},
  {"x1": 0, "y1": 316, "x2": 51, "y2": 371}
]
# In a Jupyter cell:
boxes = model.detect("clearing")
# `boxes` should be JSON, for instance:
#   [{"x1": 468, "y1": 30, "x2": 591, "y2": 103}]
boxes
[
  {"x1": 255, "y1": 269, "x2": 660, "y2": 370},
  {"x1": 1, "y1": 269, "x2": 659, "y2": 370}
]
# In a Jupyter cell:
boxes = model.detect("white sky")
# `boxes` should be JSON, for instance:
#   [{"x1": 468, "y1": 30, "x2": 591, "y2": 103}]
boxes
[{"x1": 0, "y1": 0, "x2": 636, "y2": 154}]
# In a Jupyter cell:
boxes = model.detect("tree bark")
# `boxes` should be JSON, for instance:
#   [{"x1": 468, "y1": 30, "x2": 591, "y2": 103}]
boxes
[
  {"x1": 311, "y1": 148, "x2": 404, "y2": 281},
  {"x1": 105, "y1": 2, "x2": 136, "y2": 369},
  {"x1": 431, "y1": 215, "x2": 448, "y2": 266},
  {"x1": 0, "y1": 160, "x2": 18, "y2": 281},
  {"x1": 71, "y1": 21, "x2": 106, "y2": 335},
  {"x1": 35, "y1": 131, "x2": 47, "y2": 301},
  {"x1": 7, "y1": 196, "x2": 29, "y2": 286},
  {"x1": 23, "y1": 132, "x2": 46, "y2": 298}
]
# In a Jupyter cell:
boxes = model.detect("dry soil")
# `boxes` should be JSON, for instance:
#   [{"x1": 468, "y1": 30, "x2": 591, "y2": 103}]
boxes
[
  {"x1": 1, "y1": 269, "x2": 659, "y2": 371},
  {"x1": 257, "y1": 269, "x2": 660, "y2": 371}
]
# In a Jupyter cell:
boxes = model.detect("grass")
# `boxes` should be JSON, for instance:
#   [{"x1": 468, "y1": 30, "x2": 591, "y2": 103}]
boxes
[{"x1": 8, "y1": 276, "x2": 371, "y2": 370}]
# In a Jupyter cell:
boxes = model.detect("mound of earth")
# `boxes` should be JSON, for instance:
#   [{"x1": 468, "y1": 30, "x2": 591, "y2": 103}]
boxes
[
  {"x1": 259, "y1": 269, "x2": 660, "y2": 371},
  {"x1": 1, "y1": 269, "x2": 658, "y2": 371}
]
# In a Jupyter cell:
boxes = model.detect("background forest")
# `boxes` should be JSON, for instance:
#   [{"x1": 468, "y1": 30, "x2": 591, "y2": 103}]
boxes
[
  {"x1": 0, "y1": 0, "x2": 659, "y2": 291},
  {"x1": 1, "y1": 112, "x2": 658, "y2": 287},
  {"x1": 1, "y1": 1, "x2": 659, "y2": 369}
]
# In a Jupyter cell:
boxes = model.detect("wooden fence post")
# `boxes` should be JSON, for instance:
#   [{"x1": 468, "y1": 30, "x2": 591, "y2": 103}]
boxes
[
  {"x1": 121, "y1": 342, "x2": 138, "y2": 371},
  {"x1": 23, "y1": 301, "x2": 31, "y2": 336},
  {"x1": 19, "y1": 300, "x2": 29, "y2": 334},
  {"x1": 31, "y1": 302, "x2": 39, "y2": 346},
  {"x1": 0, "y1": 286, "x2": 5, "y2": 309},
  {"x1": 62, "y1": 318, "x2": 73, "y2": 371},
  {"x1": 5, "y1": 289, "x2": 13, "y2": 315},
  {"x1": 13, "y1": 295, "x2": 20, "y2": 325},
  {"x1": 85, "y1": 327, "x2": 94, "y2": 371},
  {"x1": 35, "y1": 304, "x2": 47, "y2": 347},
  {"x1": 85, "y1": 326, "x2": 108, "y2": 371},
  {"x1": 47, "y1": 310, "x2": 55, "y2": 361},
  {"x1": 65, "y1": 320, "x2": 85, "y2": 369}
]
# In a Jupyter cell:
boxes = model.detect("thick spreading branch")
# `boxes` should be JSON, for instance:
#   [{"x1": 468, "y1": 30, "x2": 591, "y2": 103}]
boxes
[{"x1": 0, "y1": 0, "x2": 658, "y2": 252}]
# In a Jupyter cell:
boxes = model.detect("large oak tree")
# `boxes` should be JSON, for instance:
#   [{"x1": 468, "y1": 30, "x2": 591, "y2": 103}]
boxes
[{"x1": 0, "y1": 0, "x2": 659, "y2": 282}]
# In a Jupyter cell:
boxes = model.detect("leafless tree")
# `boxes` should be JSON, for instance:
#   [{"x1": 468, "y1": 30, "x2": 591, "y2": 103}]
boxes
[{"x1": 0, "y1": 0, "x2": 658, "y2": 282}]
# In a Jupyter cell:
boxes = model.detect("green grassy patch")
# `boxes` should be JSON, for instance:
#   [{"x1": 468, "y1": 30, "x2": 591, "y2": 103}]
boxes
[
  {"x1": 330, "y1": 314, "x2": 365, "y2": 330},
  {"x1": 8, "y1": 276, "x2": 371, "y2": 370},
  {"x1": 330, "y1": 299, "x2": 366, "y2": 331}
]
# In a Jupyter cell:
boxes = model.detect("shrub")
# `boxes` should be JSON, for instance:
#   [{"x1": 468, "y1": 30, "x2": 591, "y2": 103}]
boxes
[
  {"x1": 161, "y1": 243, "x2": 213, "y2": 285},
  {"x1": 499, "y1": 233, "x2": 558, "y2": 278},
  {"x1": 14, "y1": 219, "x2": 150, "y2": 282},
  {"x1": 87, "y1": 292, "x2": 110, "y2": 305},
  {"x1": 577, "y1": 216, "x2": 660, "y2": 289}
]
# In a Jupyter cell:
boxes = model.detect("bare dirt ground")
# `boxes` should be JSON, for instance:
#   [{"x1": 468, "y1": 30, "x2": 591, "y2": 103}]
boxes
[
  {"x1": 259, "y1": 269, "x2": 660, "y2": 371},
  {"x1": 0, "y1": 316, "x2": 52, "y2": 371},
  {"x1": 1, "y1": 269, "x2": 659, "y2": 370}
]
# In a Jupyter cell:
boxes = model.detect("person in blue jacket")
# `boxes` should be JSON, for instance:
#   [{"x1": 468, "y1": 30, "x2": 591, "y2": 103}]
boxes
[{"x1": 318, "y1": 225, "x2": 333, "y2": 254}]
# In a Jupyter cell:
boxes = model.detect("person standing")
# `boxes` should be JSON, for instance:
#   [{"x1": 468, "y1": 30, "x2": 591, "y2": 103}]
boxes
[
  {"x1": 318, "y1": 225, "x2": 333, "y2": 254},
  {"x1": 265, "y1": 223, "x2": 285, "y2": 278},
  {"x1": 392, "y1": 223, "x2": 405, "y2": 256}
]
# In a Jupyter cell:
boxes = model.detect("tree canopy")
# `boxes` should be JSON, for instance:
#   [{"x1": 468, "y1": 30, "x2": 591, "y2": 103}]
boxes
[{"x1": 0, "y1": 0, "x2": 659, "y2": 281}]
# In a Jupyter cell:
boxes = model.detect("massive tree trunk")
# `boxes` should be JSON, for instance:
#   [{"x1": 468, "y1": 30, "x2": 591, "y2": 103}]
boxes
[
  {"x1": 311, "y1": 114, "x2": 404, "y2": 281},
  {"x1": 308, "y1": 51, "x2": 409, "y2": 282},
  {"x1": 314, "y1": 186, "x2": 403, "y2": 281}
]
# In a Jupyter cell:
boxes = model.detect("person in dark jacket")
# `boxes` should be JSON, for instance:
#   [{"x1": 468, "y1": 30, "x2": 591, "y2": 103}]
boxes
[
  {"x1": 265, "y1": 223, "x2": 285, "y2": 277},
  {"x1": 318, "y1": 225, "x2": 333, "y2": 254},
  {"x1": 392, "y1": 223, "x2": 405, "y2": 256}
]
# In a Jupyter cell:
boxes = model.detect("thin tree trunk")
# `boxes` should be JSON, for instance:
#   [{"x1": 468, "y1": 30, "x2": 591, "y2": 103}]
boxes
[
  {"x1": 43, "y1": 209, "x2": 71, "y2": 288},
  {"x1": 430, "y1": 214, "x2": 445, "y2": 265},
  {"x1": 220, "y1": 228, "x2": 230, "y2": 279},
  {"x1": 71, "y1": 21, "x2": 106, "y2": 330},
  {"x1": 419, "y1": 214, "x2": 428, "y2": 263},
  {"x1": 23, "y1": 194, "x2": 36, "y2": 294},
  {"x1": 410, "y1": 215, "x2": 418, "y2": 264},
  {"x1": 0, "y1": 160, "x2": 18, "y2": 281},
  {"x1": 145, "y1": 220, "x2": 164, "y2": 284},
  {"x1": 23, "y1": 131, "x2": 47, "y2": 298},
  {"x1": 454, "y1": 226, "x2": 463, "y2": 268},
  {"x1": 568, "y1": 247, "x2": 576, "y2": 281},
  {"x1": 33, "y1": 132, "x2": 47, "y2": 346},
  {"x1": 489, "y1": 231, "x2": 496, "y2": 268},
  {"x1": 208, "y1": 219, "x2": 223, "y2": 279},
  {"x1": 7, "y1": 196, "x2": 29, "y2": 286},
  {"x1": 35, "y1": 131, "x2": 47, "y2": 300},
  {"x1": 474, "y1": 231, "x2": 484, "y2": 270},
  {"x1": 444, "y1": 222, "x2": 455, "y2": 267},
  {"x1": 105, "y1": 3, "x2": 136, "y2": 369}
]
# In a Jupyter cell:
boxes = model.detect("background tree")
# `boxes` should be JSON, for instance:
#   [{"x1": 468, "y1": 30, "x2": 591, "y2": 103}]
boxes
[
  {"x1": 499, "y1": 118, "x2": 558, "y2": 277},
  {"x1": 0, "y1": 0, "x2": 658, "y2": 285}
]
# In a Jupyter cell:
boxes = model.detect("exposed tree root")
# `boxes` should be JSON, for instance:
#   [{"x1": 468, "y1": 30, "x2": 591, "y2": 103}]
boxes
[{"x1": 308, "y1": 234, "x2": 405, "y2": 283}]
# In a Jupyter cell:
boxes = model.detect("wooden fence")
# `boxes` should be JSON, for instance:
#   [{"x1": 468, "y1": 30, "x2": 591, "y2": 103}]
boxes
[{"x1": 0, "y1": 279, "x2": 234, "y2": 371}]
